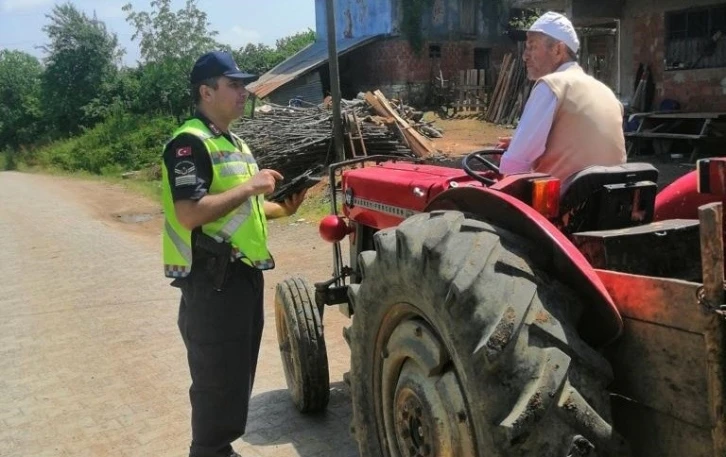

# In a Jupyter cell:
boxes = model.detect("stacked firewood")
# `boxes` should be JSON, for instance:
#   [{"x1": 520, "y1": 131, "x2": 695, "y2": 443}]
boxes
[
  {"x1": 486, "y1": 51, "x2": 533, "y2": 125},
  {"x1": 231, "y1": 91, "x2": 441, "y2": 201}
]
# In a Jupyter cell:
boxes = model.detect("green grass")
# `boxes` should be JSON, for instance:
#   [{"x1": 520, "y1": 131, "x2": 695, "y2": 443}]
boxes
[
  {"x1": 295, "y1": 194, "x2": 334, "y2": 222},
  {"x1": 6, "y1": 107, "x2": 334, "y2": 219}
]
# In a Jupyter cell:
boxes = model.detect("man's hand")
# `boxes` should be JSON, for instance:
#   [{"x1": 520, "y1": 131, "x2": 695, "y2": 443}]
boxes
[
  {"x1": 263, "y1": 189, "x2": 308, "y2": 219},
  {"x1": 279, "y1": 189, "x2": 307, "y2": 216},
  {"x1": 244, "y1": 169, "x2": 283, "y2": 196},
  {"x1": 496, "y1": 136, "x2": 512, "y2": 150}
]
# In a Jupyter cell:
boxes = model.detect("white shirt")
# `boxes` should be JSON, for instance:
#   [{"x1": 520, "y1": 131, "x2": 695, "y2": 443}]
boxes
[{"x1": 499, "y1": 62, "x2": 577, "y2": 174}]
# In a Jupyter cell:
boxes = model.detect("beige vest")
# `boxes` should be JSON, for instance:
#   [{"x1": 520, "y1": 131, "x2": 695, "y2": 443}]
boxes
[{"x1": 534, "y1": 64, "x2": 626, "y2": 181}]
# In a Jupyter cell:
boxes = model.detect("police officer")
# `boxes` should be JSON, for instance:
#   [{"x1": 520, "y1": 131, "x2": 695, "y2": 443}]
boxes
[{"x1": 161, "y1": 51, "x2": 305, "y2": 457}]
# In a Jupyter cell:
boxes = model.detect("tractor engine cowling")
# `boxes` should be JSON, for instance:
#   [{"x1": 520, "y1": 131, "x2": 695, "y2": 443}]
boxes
[{"x1": 341, "y1": 161, "x2": 483, "y2": 230}]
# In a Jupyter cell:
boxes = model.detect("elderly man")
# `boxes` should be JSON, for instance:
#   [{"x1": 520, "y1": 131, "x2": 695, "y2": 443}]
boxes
[{"x1": 499, "y1": 11, "x2": 626, "y2": 182}]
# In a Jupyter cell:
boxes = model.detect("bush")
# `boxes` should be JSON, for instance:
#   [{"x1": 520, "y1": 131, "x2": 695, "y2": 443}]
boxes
[{"x1": 33, "y1": 113, "x2": 177, "y2": 175}]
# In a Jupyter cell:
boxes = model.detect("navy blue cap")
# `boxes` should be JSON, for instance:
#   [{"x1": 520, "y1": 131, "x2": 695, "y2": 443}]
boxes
[{"x1": 190, "y1": 51, "x2": 257, "y2": 85}]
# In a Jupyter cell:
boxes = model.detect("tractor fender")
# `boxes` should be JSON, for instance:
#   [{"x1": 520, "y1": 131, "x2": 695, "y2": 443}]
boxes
[
  {"x1": 654, "y1": 170, "x2": 724, "y2": 220},
  {"x1": 425, "y1": 186, "x2": 623, "y2": 348}
]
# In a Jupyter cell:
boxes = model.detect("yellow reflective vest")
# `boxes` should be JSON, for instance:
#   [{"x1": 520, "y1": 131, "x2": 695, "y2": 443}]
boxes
[{"x1": 161, "y1": 118, "x2": 273, "y2": 278}]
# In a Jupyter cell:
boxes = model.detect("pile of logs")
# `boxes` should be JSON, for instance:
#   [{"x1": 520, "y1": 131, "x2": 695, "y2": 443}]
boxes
[
  {"x1": 485, "y1": 51, "x2": 533, "y2": 125},
  {"x1": 231, "y1": 90, "x2": 441, "y2": 200},
  {"x1": 232, "y1": 105, "x2": 336, "y2": 180}
]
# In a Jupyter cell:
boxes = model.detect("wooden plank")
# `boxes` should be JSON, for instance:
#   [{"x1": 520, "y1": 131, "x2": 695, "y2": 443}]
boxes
[
  {"x1": 372, "y1": 90, "x2": 435, "y2": 157},
  {"x1": 624, "y1": 132, "x2": 706, "y2": 140},
  {"x1": 595, "y1": 270, "x2": 710, "y2": 333},
  {"x1": 364, "y1": 91, "x2": 391, "y2": 119},
  {"x1": 699, "y1": 202, "x2": 726, "y2": 454},
  {"x1": 649, "y1": 112, "x2": 726, "y2": 119},
  {"x1": 612, "y1": 394, "x2": 714, "y2": 457},
  {"x1": 486, "y1": 53, "x2": 511, "y2": 121},
  {"x1": 607, "y1": 318, "x2": 712, "y2": 428},
  {"x1": 494, "y1": 57, "x2": 515, "y2": 123},
  {"x1": 699, "y1": 202, "x2": 724, "y2": 307},
  {"x1": 598, "y1": 269, "x2": 726, "y2": 456}
]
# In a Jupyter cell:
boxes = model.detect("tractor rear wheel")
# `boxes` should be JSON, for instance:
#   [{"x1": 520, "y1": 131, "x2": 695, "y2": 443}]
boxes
[
  {"x1": 275, "y1": 276, "x2": 330, "y2": 413},
  {"x1": 347, "y1": 211, "x2": 627, "y2": 457}
]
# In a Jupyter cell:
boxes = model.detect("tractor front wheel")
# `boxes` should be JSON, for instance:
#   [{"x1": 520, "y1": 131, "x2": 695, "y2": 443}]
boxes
[
  {"x1": 274, "y1": 276, "x2": 330, "y2": 413},
  {"x1": 347, "y1": 211, "x2": 627, "y2": 457}
]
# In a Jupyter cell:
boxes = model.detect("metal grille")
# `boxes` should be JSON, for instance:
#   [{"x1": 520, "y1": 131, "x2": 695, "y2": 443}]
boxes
[{"x1": 665, "y1": 4, "x2": 726, "y2": 70}]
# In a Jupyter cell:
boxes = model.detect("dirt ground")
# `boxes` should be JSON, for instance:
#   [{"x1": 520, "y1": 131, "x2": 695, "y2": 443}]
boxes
[{"x1": 427, "y1": 114, "x2": 515, "y2": 156}]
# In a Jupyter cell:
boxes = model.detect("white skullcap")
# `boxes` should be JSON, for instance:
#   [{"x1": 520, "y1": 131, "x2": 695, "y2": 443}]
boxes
[{"x1": 528, "y1": 11, "x2": 580, "y2": 54}]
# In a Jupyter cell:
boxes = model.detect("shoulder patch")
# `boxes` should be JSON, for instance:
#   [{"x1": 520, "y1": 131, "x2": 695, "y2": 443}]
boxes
[
  {"x1": 174, "y1": 160, "x2": 197, "y2": 187},
  {"x1": 176, "y1": 146, "x2": 192, "y2": 157}
]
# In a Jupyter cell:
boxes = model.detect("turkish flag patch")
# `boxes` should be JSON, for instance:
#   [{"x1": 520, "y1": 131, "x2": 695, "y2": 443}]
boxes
[{"x1": 176, "y1": 146, "x2": 192, "y2": 157}]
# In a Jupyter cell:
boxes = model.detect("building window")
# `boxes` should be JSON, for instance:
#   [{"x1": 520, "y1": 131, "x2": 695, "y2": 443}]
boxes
[
  {"x1": 665, "y1": 4, "x2": 726, "y2": 70},
  {"x1": 429, "y1": 44, "x2": 442, "y2": 58}
]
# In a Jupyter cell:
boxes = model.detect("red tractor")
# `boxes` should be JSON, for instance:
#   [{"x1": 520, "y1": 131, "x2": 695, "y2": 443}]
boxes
[{"x1": 274, "y1": 151, "x2": 726, "y2": 457}]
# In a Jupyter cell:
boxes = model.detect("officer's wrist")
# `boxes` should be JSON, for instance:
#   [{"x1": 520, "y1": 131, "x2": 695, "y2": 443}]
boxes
[{"x1": 234, "y1": 184, "x2": 254, "y2": 204}]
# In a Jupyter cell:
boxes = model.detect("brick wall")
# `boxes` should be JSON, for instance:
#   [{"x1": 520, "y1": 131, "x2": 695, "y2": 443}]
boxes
[
  {"x1": 341, "y1": 37, "x2": 516, "y2": 104},
  {"x1": 348, "y1": 38, "x2": 476, "y2": 85},
  {"x1": 631, "y1": 12, "x2": 726, "y2": 111}
]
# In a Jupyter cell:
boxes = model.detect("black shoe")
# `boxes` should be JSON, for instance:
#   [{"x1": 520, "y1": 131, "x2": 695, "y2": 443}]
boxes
[{"x1": 229, "y1": 452, "x2": 242, "y2": 457}]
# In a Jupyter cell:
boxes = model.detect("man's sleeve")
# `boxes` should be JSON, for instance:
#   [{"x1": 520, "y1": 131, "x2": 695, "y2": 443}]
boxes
[
  {"x1": 162, "y1": 133, "x2": 213, "y2": 201},
  {"x1": 499, "y1": 83, "x2": 558, "y2": 174}
]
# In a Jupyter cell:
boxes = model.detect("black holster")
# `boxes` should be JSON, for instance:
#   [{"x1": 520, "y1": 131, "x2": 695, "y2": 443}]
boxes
[{"x1": 193, "y1": 233, "x2": 232, "y2": 291}]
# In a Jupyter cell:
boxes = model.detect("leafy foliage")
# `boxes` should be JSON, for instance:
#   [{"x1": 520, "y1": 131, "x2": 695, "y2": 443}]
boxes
[
  {"x1": 35, "y1": 112, "x2": 176, "y2": 174},
  {"x1": 232, "y1": 29, "x2": 315, "y2": 76},
  {"x1": 509, "y1": 9, "x2": 542, "y2": 30},
  {"x1": 0, "y1": 0, "x2": 314, "y2": 176},
  {"x1": 0, "y1": 50, "x2": 44, "y2": 149},
  {"x1": 41, "y1": 3, "x2": 123, "y2": 136},
  {"x1": 123, "y1": 0, "x2": 221, "y2": 118}
]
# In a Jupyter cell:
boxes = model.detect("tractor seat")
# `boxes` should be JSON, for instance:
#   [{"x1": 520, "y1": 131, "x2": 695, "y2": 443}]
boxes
[{"x1": 559, "y1": 163, "x2": 660, "y2": 234}]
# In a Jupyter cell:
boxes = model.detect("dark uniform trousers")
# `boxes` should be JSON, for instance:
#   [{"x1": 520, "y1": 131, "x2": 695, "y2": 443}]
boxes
[{"x1": 177, "y1": 258, "x2": 264, "y2": 457}]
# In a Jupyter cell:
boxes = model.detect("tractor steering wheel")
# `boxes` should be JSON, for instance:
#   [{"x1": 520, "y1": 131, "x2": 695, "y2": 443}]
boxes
[{"x1": 462, "y1": 149, "x2": 504, "y2": 186}]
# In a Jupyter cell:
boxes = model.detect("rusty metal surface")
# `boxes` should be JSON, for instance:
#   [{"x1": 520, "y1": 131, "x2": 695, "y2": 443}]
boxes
[
  {"x1": 246, "y1": 35, "x2": 382, "y2": 100},
  {"x1": 596, "y1": 269, "x2": 726, "y2": 457}
]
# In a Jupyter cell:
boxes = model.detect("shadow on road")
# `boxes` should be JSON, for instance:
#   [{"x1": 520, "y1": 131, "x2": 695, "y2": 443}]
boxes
[{"x1": 241, "y1": 382, "x2": 359, "y2": 456}]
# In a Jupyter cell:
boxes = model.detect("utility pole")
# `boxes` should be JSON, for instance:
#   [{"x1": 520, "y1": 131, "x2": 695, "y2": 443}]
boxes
[{"x1": 325, "y1": 0, "x2": 345, "y2": 163}]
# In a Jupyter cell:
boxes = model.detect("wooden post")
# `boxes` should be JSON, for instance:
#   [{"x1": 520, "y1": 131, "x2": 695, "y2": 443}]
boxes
[{"x1": 699, "y1": 202, "x2": 724, "y2": 307}]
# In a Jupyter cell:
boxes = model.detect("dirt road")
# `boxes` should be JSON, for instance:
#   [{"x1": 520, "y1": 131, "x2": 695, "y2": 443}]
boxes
[{"x1": 0, "y1": 171, "x2": 357, "y2": 457}]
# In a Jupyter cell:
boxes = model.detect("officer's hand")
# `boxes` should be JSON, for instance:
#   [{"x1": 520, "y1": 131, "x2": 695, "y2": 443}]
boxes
[
  {"x1": 246, "y1": 169, "x2": 283, "y2": 196},
  {"x1": 279, "y1": 189, "x2": 307, "y2": 216}
]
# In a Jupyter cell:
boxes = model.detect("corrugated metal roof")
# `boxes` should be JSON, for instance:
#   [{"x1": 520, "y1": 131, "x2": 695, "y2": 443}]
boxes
[
  {"x1": 246, "y1": 35, "x2": 383, "y2": 99},
  {"x1": 268, "y1": 72, "x2": 325, "y2": 106}
]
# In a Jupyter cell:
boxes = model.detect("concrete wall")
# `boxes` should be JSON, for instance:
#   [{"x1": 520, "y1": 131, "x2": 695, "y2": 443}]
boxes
[
  {"x1": 315, "y1": 0, "x2": 394, "y2": 40},
  {"x1": 620, "y1": 0, "x2": 726, "y2": 110}
]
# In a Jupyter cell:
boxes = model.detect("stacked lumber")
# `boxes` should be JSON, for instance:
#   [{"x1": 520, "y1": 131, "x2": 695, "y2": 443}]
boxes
[
  {"x1": 341, "y1": 97, "x2": 443, "y2": 139},
  {"x1": 485, "y1": 52, "x2": 532, "y2": 125},
  {"x1": 631, "y1": 64, "x2": 651, "y2": 112},
  {"x1": 363, "y1": 90, "x2": 438, "y2": 157}
]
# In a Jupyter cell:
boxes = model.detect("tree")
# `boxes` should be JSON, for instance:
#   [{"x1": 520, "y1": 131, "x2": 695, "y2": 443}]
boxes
[
  {"x1": 232, "y1": 29, "x2": 315, "y2": 76},
  {"x1": 41, "y1": 2, "x2": 123, "y2": 136},
  {"x1": 232, "y1": 43, "x2": 279, "y2": 76},
  {"x1": 0, "y1": 50, "x2": 43, "y2": 150},
  {"x1": 274, "y1": 28, "x2": 315, "y2": 60},
  {"x1": 123, "y1": 0, "x2": 220, "y2": 118}
]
